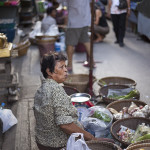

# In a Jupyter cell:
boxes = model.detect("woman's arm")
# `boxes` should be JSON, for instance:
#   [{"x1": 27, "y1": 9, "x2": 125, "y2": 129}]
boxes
[
  {"x1": 60, "y1": 122, "x2": 96, "y2": 141},
  {"x1": 94, "y1": 9, "x2": 102, "y2": 25},
  {"x1": 107, "y1": 0, "x2": 112, "y2": 17},
  {"x1": 127, "y1": 0, "x2": 131, "y2": 16}
]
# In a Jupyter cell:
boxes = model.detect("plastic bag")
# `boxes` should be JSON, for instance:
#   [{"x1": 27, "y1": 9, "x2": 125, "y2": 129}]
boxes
[
  {"x1": 0, "y1": 109, "x2": 18, "y2": 133},
  {"x1": 29, "y1": 21, "x2": 43, "y2": 39},
  {"x1": 81, "y1": 106, "x2": 113, "y2": 138},
  {"x1": 45, "y1": 24, "x2": 59, "y2": 36},
  {"x1": 66, "y1": 133, "x2": 91, "y2": 150}
]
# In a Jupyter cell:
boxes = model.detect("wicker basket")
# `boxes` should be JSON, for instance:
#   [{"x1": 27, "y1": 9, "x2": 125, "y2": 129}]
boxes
[
  {"x1": 106, "y1": 100, "x2": 147, "y2": 120},
  {"x1": 86, "y1": 141, "x2": 122, "y2": 150},
  {"x1": 127, "y1": 139, "x2": 150, "y2": 149},
  {"x1": 111, "y1": 117, "x2": 150, "y2": 147},
  {"x1": 35, "y1": 35, "x2": 58, "y2": 43},
  {"x1": 98, "y1": 76, "x2": 136, "y2": 87},
  {"x1": 13, "y1": 40, "x2": 31, "y2": 56},
  {"x1": 63, "y1": 85, "x2": 79, "y2": 96},
  {"x1": 99, "y1": 85, "x2": 140, "y2": 104},
  {"x1": 64, "y1": 74, "x2": 96, "y2": 93},
  {"x1": 126, "y1": 143, "x2": 150, "y2": 150},
  {"x1": 36, "y1": 36, "x2": 57, "y2": 57}
]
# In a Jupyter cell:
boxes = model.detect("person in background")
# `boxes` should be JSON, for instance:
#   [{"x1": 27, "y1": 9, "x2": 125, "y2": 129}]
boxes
[
  {"x1": 34, "y1": 52, "x2": 98, "y2": 150},
  {"x1": 94, "y1": 3, "x2": 109, "y2": 42},
  {"x1": 108, "y1": 0, "x2": 130, "y2": 47},
  {"x1": 41, "y1": 7, "x2": 57, "y2": 33},
  {"x1": 56, "y1": 0, "x2": 95, "y2": 72}
]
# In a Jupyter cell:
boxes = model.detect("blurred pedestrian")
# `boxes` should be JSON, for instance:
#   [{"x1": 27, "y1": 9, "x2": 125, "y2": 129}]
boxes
[
  {"x1": 57, "y1": 0, "x2": 94, "y2": 72},
  {"x1": 94, "y1": 3, "x2": 109, "y2": 42},
  {"x1": 41, "y1": 7, "x2": 57, "y2": 33},
  {"x1": 108, "y1": 0, "x2": 130, "y2": 47}
]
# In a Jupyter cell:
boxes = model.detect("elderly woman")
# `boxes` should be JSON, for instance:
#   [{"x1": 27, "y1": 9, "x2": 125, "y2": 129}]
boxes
[{"x1": 34, "y1": 52, "x2": 96, "y2": 150}]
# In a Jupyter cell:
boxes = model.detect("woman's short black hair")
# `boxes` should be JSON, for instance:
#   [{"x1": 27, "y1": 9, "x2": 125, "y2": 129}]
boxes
[{"x1": 41, "y1": 52, "x2": 67, "y2": 78}]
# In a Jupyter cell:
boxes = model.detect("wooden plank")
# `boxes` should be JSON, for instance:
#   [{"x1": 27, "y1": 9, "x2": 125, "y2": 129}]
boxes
[
  {"x1": 29, "y1": 99, "x2": 38, "y2": 150},
  {"x1": 14, "y1": 101, "x2": 30, "y2": 150}
]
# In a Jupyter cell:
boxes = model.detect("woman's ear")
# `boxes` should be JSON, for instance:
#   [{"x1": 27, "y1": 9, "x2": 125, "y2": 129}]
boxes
[{"x1": 46, "y1": 68, "x2": 53, "y2": 76}]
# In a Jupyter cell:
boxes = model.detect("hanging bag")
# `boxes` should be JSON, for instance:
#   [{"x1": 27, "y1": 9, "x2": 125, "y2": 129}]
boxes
[
  {"x1": 66, "y1": 133, "x2": 91, "y2": 150},
  {"x1": 118, "y1": 0, "x2": 128, "y2": 10}
]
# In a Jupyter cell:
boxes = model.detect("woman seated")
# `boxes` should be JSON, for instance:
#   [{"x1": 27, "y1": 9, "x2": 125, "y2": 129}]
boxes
[
  {"x1": 33, "y1": 52, "x2": 97, "y2": 150},
  {"x1": 41, "y1": 7, "x2": 57, "y2": 33},
  {"x1": 94, "y1": 3, "x2": 110, "y2": 42}
]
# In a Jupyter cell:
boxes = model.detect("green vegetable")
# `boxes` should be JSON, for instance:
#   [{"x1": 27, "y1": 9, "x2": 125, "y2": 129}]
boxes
[
  {"x1": 92, "y1": 111, "x2": 111, "y2": 122},
  {"x1": 108, "y1": 89, "x2": 139, "y2": 100},
  {"x1": 100, "y1": 80, "x2": 107, "y2": 86},
  {"x1": 135, "y1": 133, "x2": 150, "y2": 142}
]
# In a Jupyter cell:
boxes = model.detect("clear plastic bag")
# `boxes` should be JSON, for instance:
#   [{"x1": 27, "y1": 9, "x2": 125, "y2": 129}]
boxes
[
  {"x1": 81, "y1": 106, "x2": 113, "y2": 138},
  {"x1": 66, "y1": 133, "x2": 91, "y2": 150}
]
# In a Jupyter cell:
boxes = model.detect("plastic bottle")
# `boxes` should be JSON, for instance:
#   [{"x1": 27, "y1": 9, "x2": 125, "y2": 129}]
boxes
[{"x1": 0, "y1": 103, "x2": 5, "y2": 110}]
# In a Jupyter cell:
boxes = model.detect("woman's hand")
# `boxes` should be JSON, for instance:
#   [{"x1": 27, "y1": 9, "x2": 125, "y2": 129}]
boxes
[
  {"x1": 60, "y1": 122, "x2": 95, "y2": 141},
  {"x1": 127, "y1": 9, "x2": 131, "y2": 17}
]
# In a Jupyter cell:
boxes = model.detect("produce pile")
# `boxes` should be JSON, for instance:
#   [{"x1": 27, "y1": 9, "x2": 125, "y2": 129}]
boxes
[
  {"x1": 117, "y1": 123, "x2": 150, "y2": 143},
  {"x1": 108, "y1": 89, "x2": 139, "y2": 100},
  {"x1": 109, "y1": 102, "x2": 150, "y2": 120}
]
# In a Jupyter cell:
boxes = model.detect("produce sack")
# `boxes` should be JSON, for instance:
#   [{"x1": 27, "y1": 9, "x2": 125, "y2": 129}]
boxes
[
  {"x1": 66, "y1": 133, "x2": 91, "y2": 150},
  {"x1": 0, "y1": 109, "x2": 18, "y2": 133},
  {"x1": 81, "y1": 106, "x2": 113, "y2": 138}
]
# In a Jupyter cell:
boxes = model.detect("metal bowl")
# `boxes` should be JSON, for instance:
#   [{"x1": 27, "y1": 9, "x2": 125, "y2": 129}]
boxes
[{"x1": 70, "y1": 93, "x2": 91, "y2": 103}]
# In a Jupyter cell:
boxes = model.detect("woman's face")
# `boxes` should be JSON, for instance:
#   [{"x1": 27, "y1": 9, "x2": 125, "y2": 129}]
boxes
[{"x1": 50, "y1": 61, "x2": 67, "y2": 83}]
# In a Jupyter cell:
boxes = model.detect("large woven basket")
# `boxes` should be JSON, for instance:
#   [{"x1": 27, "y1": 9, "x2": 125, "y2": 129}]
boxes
[
  {"x1": 111, "y1": 117, "x2": 150, "y2": 147},
  {"x1": 35, "y1": 35, "x2": 58, "y2": 44},
  {"x1": 126, "y1": 143, "x2": 150, "y2": 150},
  {"x1": 63, "y1": 85, "x2": 79, "y2": 96},
  {"x1": 86, "y1": 141, "x2": 122, "y2": 150},
  {"x1": 98, "y1": 76, "x2": 136, "y2": 87},
  {"x1": 127, "y1": 139, "x2": 150, "y2": 149},
  {"x1": 36, "y1": 36, "x2": 57, "y2": 57},
  {"x1": 99, "y1": 85, "x2": 140, "y2": 104},
  {"x1": 64, "y1": 74, "x2": 96, "y2": 93},
  {"x1": 106, "y1": 100, "x2": 147, "y2": 120}
]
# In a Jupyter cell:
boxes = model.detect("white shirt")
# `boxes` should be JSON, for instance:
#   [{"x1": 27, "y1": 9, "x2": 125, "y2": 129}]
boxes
[
  {"x1": 41, "y1": 15, "x2": 56, "y2": 33},
  {"x1": 57, "y1": 0, "x2": 91, "y2": 28},
  {"x1": 111, "y1": 0, "x2": 127, "y2": 14}
]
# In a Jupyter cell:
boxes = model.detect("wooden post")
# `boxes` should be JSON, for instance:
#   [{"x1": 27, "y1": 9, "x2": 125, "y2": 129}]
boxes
[{"x1": 89, "y1": 0, "x2": 94, "y2": 96}]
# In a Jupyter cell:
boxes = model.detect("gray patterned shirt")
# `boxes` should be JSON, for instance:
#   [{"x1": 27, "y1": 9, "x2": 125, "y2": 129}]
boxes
[{"x1": 34, "y1": 79, "x2": 80, "y2": 147}]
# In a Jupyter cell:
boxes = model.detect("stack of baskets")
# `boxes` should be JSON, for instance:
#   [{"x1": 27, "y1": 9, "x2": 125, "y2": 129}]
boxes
[
  {"x1": 91, "y1": 76, "x2": 150, "y2": 150},
  {"x1": 98, "y1": 76, "x2": 139, "y2": 103}
]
